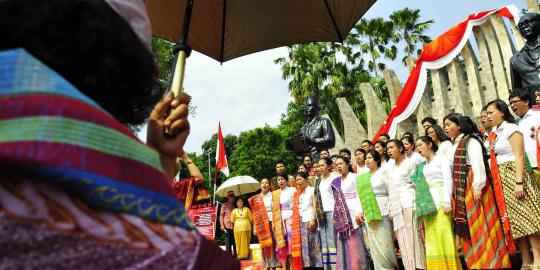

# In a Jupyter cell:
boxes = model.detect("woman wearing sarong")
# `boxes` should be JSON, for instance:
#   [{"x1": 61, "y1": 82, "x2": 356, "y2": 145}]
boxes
[
  {"x1": 250, "y1": 179, "x2": 281, "y2": 269},
  {"x1": 487, "y1": 100, "x2": 540, "y2": 269},
  {"x1": 314, "y1": 157, "x2": 340, "y2": 269},
  {"x1": 231, "y1": 198, "x2": 254, "y2": 260},
  {"x1": 272, "y1": 173, "x2": 297, "y2": 268},
  {"x1": 0, "y1": 0, "x2": 238, "y2": 269},
  {"x1": 444, "y1": 113, "x2": 511, "y2": 269},
  {"x1": 357, "y1": 150, "x2": 398, "y2": 270},
  {"x1": 331, "y1": 157, "x2": 370, "y2": 270},
  {"x1": 291, "y1": 172, "x2": 322, "y2": 269},
  {"x1": 415, "y1": 136, "x2": 462, "y2": 270},
  {"x1": 386, "y1": 139, "x2": 426, "y2": 270}
]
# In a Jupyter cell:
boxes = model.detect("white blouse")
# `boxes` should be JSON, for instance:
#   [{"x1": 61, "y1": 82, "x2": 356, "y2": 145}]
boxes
[
  {"x1": 356, "y1": 164, "x2": 369, "y2": 175},
  {"x1": 370, "y1": 169, "x2": 390, "y2": 216},
  {"x1": 437, "y1": 140, "x2": 453, "y2": 159},
  {"x1": 279, "y1": 186, "x2": 297, "y2": 220},
  {"x1": 493, "y1": 121, "x2": 521, "y2": 164},
  {"x1": 336, "y1": 172, "x2": 363, "y2": 229},
  {"x1": 318, "y1": 172, "x2": 339, "y2": 212},
  {"x1": 299, "y1": 186, "x2": 315, "y2": 222},
  {"x1": 405, "y1": 151, "x2": 426, "y2": 166},
  {"x1": 423, "y1": 154, "x2": 453, "y2": 208},
  {"x1": 262, "y1": 191, "x2": 273, "y2": 221},
  {"x1": 518, "y1": 109, "x2": 540, "y2": 167},
  {"x1": 388, "y1": 158, "x2": 416, "y2": 210},
  {"x1": 448, "y1": 134, "x2": 486, "y2": 190}
]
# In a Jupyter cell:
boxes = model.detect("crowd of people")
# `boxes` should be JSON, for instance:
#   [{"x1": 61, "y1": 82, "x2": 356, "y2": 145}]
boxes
[{"x1": 242, "y1": 89, "x2": 540, "y2": 270}]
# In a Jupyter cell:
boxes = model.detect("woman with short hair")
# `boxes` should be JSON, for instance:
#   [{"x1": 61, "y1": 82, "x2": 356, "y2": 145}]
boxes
[{"x1": 231, "y1": 197, "x2": 254, "y2": 260}]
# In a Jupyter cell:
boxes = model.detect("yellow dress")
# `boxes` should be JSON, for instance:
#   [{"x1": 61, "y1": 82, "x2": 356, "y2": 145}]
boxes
[{"x1": 231, "y1": 207, "x2": 253, "y2": 259}]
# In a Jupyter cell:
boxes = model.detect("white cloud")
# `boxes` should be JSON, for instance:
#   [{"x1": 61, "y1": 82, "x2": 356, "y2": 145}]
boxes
[{"x1": 138, "y1": 47, "x2": 292, "y2": 154}]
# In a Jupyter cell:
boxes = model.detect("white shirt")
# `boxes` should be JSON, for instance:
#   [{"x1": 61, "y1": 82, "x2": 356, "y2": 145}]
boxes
[
  {"x1": 494, "y1": 121, "x2": 521, "y2": 163},
  {"x1": 336, "y1": 172, "x2": 363, "y2": 229},
  {"x1": 318, "y1": 172, "x2": 339, "y2": 212},
  {"x1": 262, "y1": 192, "x2": 273, "y2": 221},
  {"x1": 448, "y1": 134, "x2": 487, "y2": 190},
  {"x1": 279, "y1": 186, "x2": 296, "y2": 220},
  {"x1": 437, "y1": 141, "x2": 453, "y2": 159},
  {"x1": 370, "y1": 169, "x2": 390, "y2": 216},
  {"x1": 405, "y1": 151, "x2": 426, "y2": 166},
  {"x1": 387, "y1": 158, "x2": 416, "y2": 209},
  {"x1": 356, "y1": 164, "x2": 369, "y2": 175},
  {"x1": 299, "y1": 186, "x2": 315, "y2": 222},
  {"x1": 518, "y1": 110, "x2": 540, "y2": 167},
  {"x1": 423, "y1": 154, "x2": 453, "y2": 208}
]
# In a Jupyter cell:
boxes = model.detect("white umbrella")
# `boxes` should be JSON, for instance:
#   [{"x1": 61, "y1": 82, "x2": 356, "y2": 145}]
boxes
[{"x1": 215, "y1": 175, "x2": 260, "y2": 197}]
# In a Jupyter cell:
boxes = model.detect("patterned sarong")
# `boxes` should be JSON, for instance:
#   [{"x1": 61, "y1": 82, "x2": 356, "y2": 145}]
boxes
[
  {"x1": 498, "y1": 162, "x2": 540, "y2": 238},
  {"x1": 424, "y1": 209, "x2": 462, "y2": 270},
  {"x1": 364, "y1": 217, "x2": 398, "y2": 270},
  {"x1": 320, "y1": 211, "x2": 337, "y2": 270},
  {"x1": 248, "y1": 194, "x2": 273, "y2": 260},
  {"x1": 0, "y1": 48, "x2": 193, "y2": 229},
  {"x1": 488, "y1": 133, "x2": 517, "y2": 253},
  {"x1": 0, "y1": 48, "x2": 239, "y2": 269}
]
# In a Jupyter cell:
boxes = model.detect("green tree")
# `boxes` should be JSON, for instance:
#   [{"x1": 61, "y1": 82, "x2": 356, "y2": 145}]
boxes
[
  {"x1": 151, "y1": 37, "x2": 174, "y2": 86},
  {"x1": 390, "y1": 8, "x2": 433, "y2": 65},
  {"x1": 353, "y1": 18, "x2": 398, "y2": 77},
  {"x1": 228, "y1": 126, "x2": 296, "y2": 181}
]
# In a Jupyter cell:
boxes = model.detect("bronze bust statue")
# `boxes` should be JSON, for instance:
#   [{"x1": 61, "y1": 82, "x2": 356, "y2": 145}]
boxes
[
  {"x1": 286, "y1": 96, "x2": 335, "y2": 159},
  {"x1": 510, "y1": 12, "x2": 540, "y2": 103}
]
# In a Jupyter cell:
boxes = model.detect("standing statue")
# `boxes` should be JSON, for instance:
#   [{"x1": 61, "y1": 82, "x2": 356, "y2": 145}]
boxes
[
  {"x1": 510, "y1": 12, "x2": 540, "y2": 104},
  {"x1": 286, "y1": 96, "x2": 335, "y2": 159}
]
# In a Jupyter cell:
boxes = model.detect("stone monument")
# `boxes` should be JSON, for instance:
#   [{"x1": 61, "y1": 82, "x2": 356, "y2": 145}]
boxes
[
  {"x1": 286, "y1": 96, "x2": 335, "y2": 160},
  {"x1": 510, "y1": 12, "x2": 540, "y2": 104}
]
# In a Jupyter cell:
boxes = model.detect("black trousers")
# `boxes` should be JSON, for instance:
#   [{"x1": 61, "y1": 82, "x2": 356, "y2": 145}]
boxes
[{"x1": 225, "y1": 228, "x2": 236, "y2": 255}]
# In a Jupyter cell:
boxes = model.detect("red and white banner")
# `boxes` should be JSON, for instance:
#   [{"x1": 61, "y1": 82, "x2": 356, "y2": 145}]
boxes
[
  {"x1": 373, "y1": 5, "x2": 519, "y2": 141},
  {"x1": 188, "y1": 202, "x2": 218, "y2": 240}
]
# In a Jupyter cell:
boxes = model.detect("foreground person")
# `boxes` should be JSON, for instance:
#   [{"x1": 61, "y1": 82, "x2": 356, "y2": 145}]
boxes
[
  {"x1": 0, "y1": 0, "x2": 238, "y2": 268},
  {"x1": 444, "y1": 113, "x2": 511, "y2": 269}
]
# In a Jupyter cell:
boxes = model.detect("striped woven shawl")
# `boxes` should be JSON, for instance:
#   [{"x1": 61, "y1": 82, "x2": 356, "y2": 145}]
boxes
[{"x1": 0, "y1": 48, "x2": 193, "y2": 230}]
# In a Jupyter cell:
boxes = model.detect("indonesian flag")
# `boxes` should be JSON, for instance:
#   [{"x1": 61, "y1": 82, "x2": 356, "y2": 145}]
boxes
[{"x1": 215, "y1": 122, "x2": 229, "y2": 177}]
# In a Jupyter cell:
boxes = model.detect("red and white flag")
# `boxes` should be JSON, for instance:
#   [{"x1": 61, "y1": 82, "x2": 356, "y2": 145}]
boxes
[{"x1": 215, "y1": 122, "x2": 229, "y2": 177}]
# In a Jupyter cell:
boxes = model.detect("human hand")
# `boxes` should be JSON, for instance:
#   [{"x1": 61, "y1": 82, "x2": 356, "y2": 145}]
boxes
[
  {"x1": 308, "y1": 220, "x2": 317, "y2": 232},
  {"x1": 443, "y1": 207, "x2": 451, "y2": 214},
  {"x1": 473, "y1": 189, "x2": 482, "y2": 202},
  {"x1": 147, "y1": 92, "x2": 191, "y2": 176},
  {"x1": 356, "y1": 213, "x2": 365, "y2": 225},
  {"x1": 514, "y1": 184, "x2": 525, "y2": 199}
]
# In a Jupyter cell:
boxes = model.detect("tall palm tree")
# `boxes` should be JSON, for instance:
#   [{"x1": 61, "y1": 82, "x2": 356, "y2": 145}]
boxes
[
  {"x1": 353, "y1": 18, "x2": 398, "y2": 77},
  {"x1": 390, "y1": 8, "x2": 433, "y2": 65},
  {"x1": 274, "y1": 43, "x2": 336, "y2": 99}
]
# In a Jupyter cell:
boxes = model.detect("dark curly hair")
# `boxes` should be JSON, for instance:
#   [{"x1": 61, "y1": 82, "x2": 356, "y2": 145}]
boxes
[{"x1": 0, "y1": 0, "x2": 163, "y2": 130}]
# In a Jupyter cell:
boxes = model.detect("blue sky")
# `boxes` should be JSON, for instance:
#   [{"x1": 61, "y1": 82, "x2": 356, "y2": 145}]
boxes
[{"x1": 138, "y1": 0, "x2": 527, "y2": 153}]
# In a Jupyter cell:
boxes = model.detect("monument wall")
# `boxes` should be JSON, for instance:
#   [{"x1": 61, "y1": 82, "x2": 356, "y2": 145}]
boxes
[{"x1": 329, "y1": 3, "x2": 536, "y2": 154}]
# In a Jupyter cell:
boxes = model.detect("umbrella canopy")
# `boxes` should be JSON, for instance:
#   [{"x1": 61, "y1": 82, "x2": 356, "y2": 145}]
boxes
[
  {"x1": 215, "y1": 175, "x2": 261, "y2": 197},
  {"x1": 146, "y1": 0, "x2": 376, "y2": 62}
]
